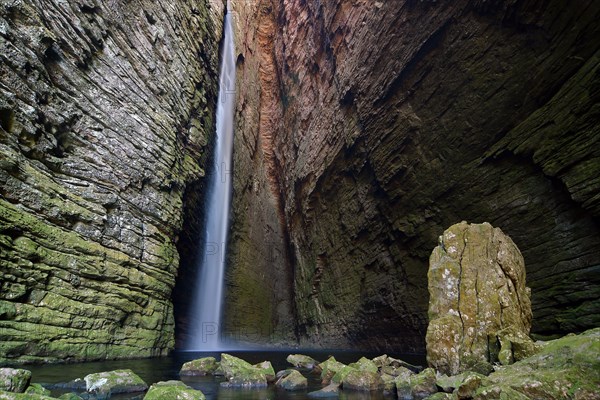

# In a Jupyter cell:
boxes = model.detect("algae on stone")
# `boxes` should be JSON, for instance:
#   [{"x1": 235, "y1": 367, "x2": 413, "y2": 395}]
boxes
[{"x1": 427, "y1": 222, "x2": 533, "y2": 375}]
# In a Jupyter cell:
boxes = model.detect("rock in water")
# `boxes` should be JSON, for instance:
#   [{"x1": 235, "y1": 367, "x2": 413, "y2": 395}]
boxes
[
  {"x1": 144, "y1": 380, "x2": 205, "y2": 400},
  {"x1": 286, "y1": 354, "x2": 318, "y2": 369},
  {"x1": 219, "y1": 354, "x2": 268, "y2": 388},
  {"x1": 179, "y1": 357, "x2": 218, "y2": 376},
  {"x1": 426, "y1": 222, "x2": 533, "y2": 375},
  {"x1": 84, "y1": 369, "x2": 148, "y2": 396},
  {"x1": 0, "y1": 368, "x2": 31, "y2": 393},
  {"x1": 276, "y1": 370, "x2": 308, "y2": 391}
]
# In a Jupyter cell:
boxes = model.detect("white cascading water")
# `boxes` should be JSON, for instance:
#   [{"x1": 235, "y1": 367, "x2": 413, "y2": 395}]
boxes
[{"x1": 186, "y1": 8, "x2": 236, "y2": 351}]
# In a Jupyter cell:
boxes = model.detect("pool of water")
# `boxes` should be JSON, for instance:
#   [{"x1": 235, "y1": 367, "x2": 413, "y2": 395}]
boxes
[{"x1": 26, "y1": 350, "x2": 426, "y2": 399}]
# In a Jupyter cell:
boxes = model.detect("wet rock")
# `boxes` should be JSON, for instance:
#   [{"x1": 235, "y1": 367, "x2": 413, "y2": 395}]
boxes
[
  {"x1": 276, "y1": 370, "x2": 308, "y2": 391},
  {"x1": 144, "y1": 380, "x2": 205, "y2": 400},
  {"x1": 84, "y1": 369, "x2": 147, "y2": 396},
  {"x1": 179, "y1": 357, "x2": 218, "y2": 376},
  {"x1": 0, "y1": 368, "x2": 31, "y2": 393},
  {"x1": 427, "y1": 222, "x2": 533, "y2": 375},
  {"x1": 219, "y1": 354, "x2": 267, "y2": 388},
  {"x1": 436, "y1": 372, "x2": 485, "y2": 394},
  {"x1": 474, "y1": 328, "x2": 600, "y2": 399},
  {"x1": 381, "y1": 373, "x2": 397, "y2": 395},
  {"x1": 319, "y1": 356, "x2": 346, "y2": 384},
  {"x1": 349, "y1": 357, "x2": 378, "y2": 373},
  {"x1": 24, "y1": 384, "x2": 51, "y2": 396},
  {"x1": 373, "y1": 355, "x2": 422, "y2": 373},
  {"x1": 253, "y1": 361, "x2": 276, "y2": 383},
  {"x1": 286, "y1": 354, "x2": 318, "y2": 369},
  {"x1": 396, "y1": 368, "x2": 438, "y2": 400},
  {"x1": 331, "y1": 365, "x2": 355, "y2": 385},
  {"x1": 342, "y1": 369, "x2": 384, "y2": 392},
  {"x1": 308, "y1": 383, "x2": 340, "y2": 398},
  {"x1": 456, "y1": 374, "x2": 482, "y2": 399}
]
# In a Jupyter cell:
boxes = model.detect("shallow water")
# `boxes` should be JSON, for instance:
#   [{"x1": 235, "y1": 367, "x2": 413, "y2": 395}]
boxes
[{"x1": 27, "y1": 350, "x2": 426, "y2": 399}]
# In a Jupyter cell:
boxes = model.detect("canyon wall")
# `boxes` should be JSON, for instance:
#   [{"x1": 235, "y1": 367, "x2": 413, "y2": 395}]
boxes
[
  {"x1": 233, "y1": 0, "x2": 600, "y2": 352},
  {"x1": 224, "y1": 1, "x2": 296, "y2": 345},
  {"x1": 0, "y1": 0, "x2": 222, "y2": 363}
]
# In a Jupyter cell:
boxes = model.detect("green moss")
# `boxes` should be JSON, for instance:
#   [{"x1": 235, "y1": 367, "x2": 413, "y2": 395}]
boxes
[{"x1": 145, "y1": 380, "x2": 205, "y2": 400}]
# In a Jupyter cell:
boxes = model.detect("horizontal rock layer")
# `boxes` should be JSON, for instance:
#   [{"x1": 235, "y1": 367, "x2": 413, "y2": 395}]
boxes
[
  {"x1": 0, "y1": 0, "x2": 221, "y2": 363},
  {"x1": 233, "y1": 0, "x2": 600, "y2": 352}
]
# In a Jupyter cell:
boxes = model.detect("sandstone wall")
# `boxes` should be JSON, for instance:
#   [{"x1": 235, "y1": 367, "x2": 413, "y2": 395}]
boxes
[
  {"x1": 0, "y1": 0, "x2": 221, "y2": 363},
  {"x1": 224, "y1": 0, "x2": 296, "y2": 345},
  {"x1": 234, "y1": 0, "x2": 600, "y2": 352}
]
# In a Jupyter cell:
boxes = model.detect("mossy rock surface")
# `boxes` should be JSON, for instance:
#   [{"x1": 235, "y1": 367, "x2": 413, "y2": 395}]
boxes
[
  {"x1": 180, "y1": 357, "x2": 217, "y2": 376},
  {"x1": 474, "y1": 328, "x2": 600, "y2": 399},
  {"x1": 24, "y1": 383, "x2": 51, "y2": 396},
  {"x1": 0, "y1": 369, "x2": 31, "y2": 393},
  {"x1": 84, "y1": 369, "x2": 148, "y2": 395},
  {"x1": 286, "y1": 354, "x2": 318, "y2": 369},
  {"x1": 342, "y1": 369, "x2": 383, "y2": 392},
  {"x1": 219, "y1": 354, "x2": 267, "y2": 388},
  {"x1": 144, "y1": 380, "x2": 205, "y2": 400},
  {"x1": 319, "y1": 356, "x2": 346, "y2": 384},
  {"x1": 276, "y1": 370, "x2": 307, "y2": 391}
]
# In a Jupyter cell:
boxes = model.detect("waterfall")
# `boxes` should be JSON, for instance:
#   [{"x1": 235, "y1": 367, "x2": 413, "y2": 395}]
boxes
[{"x1": 186, "y1": 8, "x2": 236, "y2": 351}]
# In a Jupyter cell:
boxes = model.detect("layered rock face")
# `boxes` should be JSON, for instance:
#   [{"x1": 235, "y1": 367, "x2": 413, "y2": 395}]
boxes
[
  {"x1": 223, "y1": 1, "x2": 296, "y2": 344},
  {"x1": 0, "y1": 0, "x2": 221, "y2": 362},
  {"x1": 233, "y1": 0, "x2": 600, "y2": 352},
  {"x1": 426, "y1": 222, "x2": 533, "y2": 375}
]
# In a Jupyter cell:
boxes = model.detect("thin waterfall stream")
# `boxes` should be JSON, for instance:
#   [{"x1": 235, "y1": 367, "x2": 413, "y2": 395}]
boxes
[{"x1": 185, "y1": 8, "x2": 236, "y2": 351}]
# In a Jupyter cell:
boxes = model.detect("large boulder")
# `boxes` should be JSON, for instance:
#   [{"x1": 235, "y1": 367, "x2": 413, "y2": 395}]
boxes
[
  {"x1": 144, "y1": 380, "x2": 205, "y2": 400},
  {"x1": 319, "y1": 356, "x2": 346, "y2": 384},
  {"x1": 276, "y1": 370, "x2": 308, "y2": 391},
  {"x1": 426, "y1": 222, "x2": 534, "y2": 375},
  {"x1": 179, "y1": 357, "x2": 218, "y2": 376},
  {"x1": 0, "y1": 369, "x2": 31, "y2": 393},
  {"x1": 342, "y1": 369, "x2": 384, "y2": 392},
  {"x1": 219, "y1": 354, "x2": 267, "y2": 388},
  {"x1": 396, "y1": 367, "x2": 438, "y2": 400},
  {"x1": 84, "y1": 369, "x2": 148, "y2": 396},
  {"x1": 286, "y1": 354, "x2": 318, "y2": 369}
]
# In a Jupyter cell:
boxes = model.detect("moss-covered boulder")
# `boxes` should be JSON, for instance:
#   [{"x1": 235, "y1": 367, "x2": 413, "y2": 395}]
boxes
[
  {"x1": 381, "y1": 373, "x2": 397, "y2": 395},
  {"x1": 427, "y1": 222, "x2": 533, "y2": 375},
  {"x1": 374, "y1": 355, "x2": 422, "y2": 372},
  {"x1": 24, "y1": 384, "x2": 51, "y2": 396},
  {"x1": 474, "y1": 328, "x2": 600, "y2": 399},
  {"x1": 342, "y1": 369, "x2": 384, "y2": 392},
  {"x1": 144, "y1": 380, "x2": 205, "y2": 400},
  {"x1": 396, "y1": 367, "x2": 438, "y2": 400},
  {"x1": 349, "y1": 357, "x2": 378, "y2": 373},
  {"x1": 84, "y1": 369, "x2": 147, "y2": 395},
  {"x1": 276, "y1": 370, "x2": 307, "y2": 391},
  {"x1": 436, "y1": 372, "x2": 485, "y2": 394},
  {"x1": 286, "y1": 354, "x2": 318, "y2": 369},
  {"x1": 319, "y1": 357, "x2": 346, "y2": 384},
  {"x1": 253, "y1": 361, "x2": 276, "y2": 383},
  {"x1": 179, "y1": 357, "x2": 218, "y2": 376},
  {"x1": 331, "y1": 365, "x2": 356, "y2": 385},
  {"x1": 0, "y1": 369, "x2": 31, "y2": 393},
  {"x1": 219, "y1": 354, "x2": 267, "y2": 388}
]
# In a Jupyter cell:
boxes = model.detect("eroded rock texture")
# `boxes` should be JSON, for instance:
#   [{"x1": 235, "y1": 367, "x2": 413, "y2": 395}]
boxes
[
  {"x1": 426, "y1": 222, "x2": 532, "y2": 375},
  {"x1": 223, "y1": 1, "x2": 296, "y2": 344},
  {"x1": 0, "y1": 0, "x2": 221, "y2": 362},
  {"x1": 232, "y1": 0, "x2": 600, "y2": 352}
]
